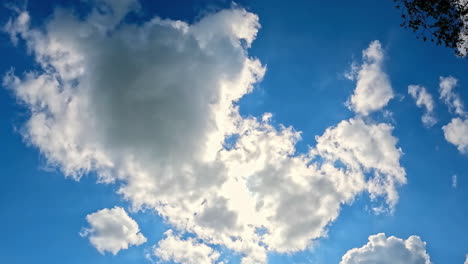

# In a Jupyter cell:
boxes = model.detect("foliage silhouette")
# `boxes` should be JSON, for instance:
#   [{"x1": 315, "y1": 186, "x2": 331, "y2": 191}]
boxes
[{"x1": 394, "y1": 0, "x2": 468, "y2": 56}]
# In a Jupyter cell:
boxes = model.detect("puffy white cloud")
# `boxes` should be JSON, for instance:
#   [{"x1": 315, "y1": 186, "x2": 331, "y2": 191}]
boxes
[
  {"x1": 214, "y1": 115, "x2": 401, "y2": 254},
  {"x1": 438, "y1": 76, "x2": 468, "y2": 154},
  {"x1": 347, "y1": 40, "x2": 394, "y2": 116},
  {"x1": 314, "y1": 118, "x2": 406, "y2": 209},
  {"x1": 439, "y1": 76, "x2": 466, "y2": 116},
  {"x1": 154, "y1": 230, "x2": 221, "y2": 264},
  {"x1": 408, "y1": 85, "x2": 437, "y2": 127},
  {"x1": 80, "y1": 207, "x2": 147, "y2": 254},
  {"x1": 340, "y1": 233, "x2": 431, "y2": 264},
  {"x1": 443, "y1": 118, "x2": 468, "y2": 153},
  {"x1": 4, "y1": 1, "x2": 406, "y2": 262}
]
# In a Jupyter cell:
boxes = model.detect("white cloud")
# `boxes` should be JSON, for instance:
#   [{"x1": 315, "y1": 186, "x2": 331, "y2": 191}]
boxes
[
  {"x1": 80, "y1": 207, "x2": 147, "y2": 255},
  {"x1": 314, "y1": 118, "x2": 406, "y2": 209},
  {"x1": 347, "y1": 40, "x2": 394, "y2": 116},
  {"x1": 438, "y1": 76, "x2": 468, "y2": 154},
  {"x1": 443, "y1": 118, "x2": 468, "y2": 153},
  {"x1": 453, "y1": 174, "x2": 458, "y2": 188},
  {"x1": 439, "y1": 76, "x2": 466, "y2": 116},
  {"x1": 4, "y1": 2, "x2": 406, "y2": 262},
  {"x1": 344, "y1": 61, "x2": 359, "y2": 81},
  {"x1": 465, "y1": 254, "x2": 468, "y2": 264},
  {"x1": 340, "y1": 233, "x2": 431, "y2": 264},
  {"x1": 408, "y1": 85, "x2": 437, "y2": 127},
  {"x1": 154, "y1": 230, "x2": 221, "y2": 264}
]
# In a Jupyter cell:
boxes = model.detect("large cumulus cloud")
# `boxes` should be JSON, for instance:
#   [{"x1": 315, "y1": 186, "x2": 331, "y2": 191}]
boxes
[{"x1": 4, "y1": 1, "x2": 406, "y2": 262}]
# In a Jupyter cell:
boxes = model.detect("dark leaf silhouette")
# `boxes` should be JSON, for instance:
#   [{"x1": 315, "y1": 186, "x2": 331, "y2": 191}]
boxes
[{"x1": 394, "y1": 0, "x2": 468, "y2": 56}]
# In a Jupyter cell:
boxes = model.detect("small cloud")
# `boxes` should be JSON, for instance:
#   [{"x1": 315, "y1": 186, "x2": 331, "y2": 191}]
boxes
[
  {"x1": 408, "y1": 85, "x2": 437, "y2": 127},
  {"x1": 439, "y1": 76, "x2": 466, "y2": 117},
  {"x1": 347, "y1": 40, "x2": 394, "y2": 116},
  {"x1": 452, "y1": 174, "x2": 458, "y2": 188},
  {"x1": 443, "y1": 118, "x2": 468, "y2": 154},
  {"x1": 382, "y1": 110, "x2": 396, "y2": 124},
  {"x1": 344, "y1": 61, "x2": 359, "y2": 81},
  {"x1": 81, "y1": 207, "x2": 147, "y2": 255}
]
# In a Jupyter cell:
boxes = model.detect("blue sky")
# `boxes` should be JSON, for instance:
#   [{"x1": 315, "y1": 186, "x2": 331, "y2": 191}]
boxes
[{"x1": 1, "y1": 0, "x2": 468, "y2": 263}]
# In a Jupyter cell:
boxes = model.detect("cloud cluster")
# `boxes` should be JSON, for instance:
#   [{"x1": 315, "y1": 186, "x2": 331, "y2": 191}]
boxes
[
  {"x1": 408, "y1": 85, "x2": 437, "y2": 127},
  {"x1": 340, "y1": 233, "x2": 431, "y2": 264},
  {"x1": 80, "y1": 207, "x2": 147, "y2": 255},
  {"x1": 4, "y1": 1, "x2": 406, "y2": 262}
]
